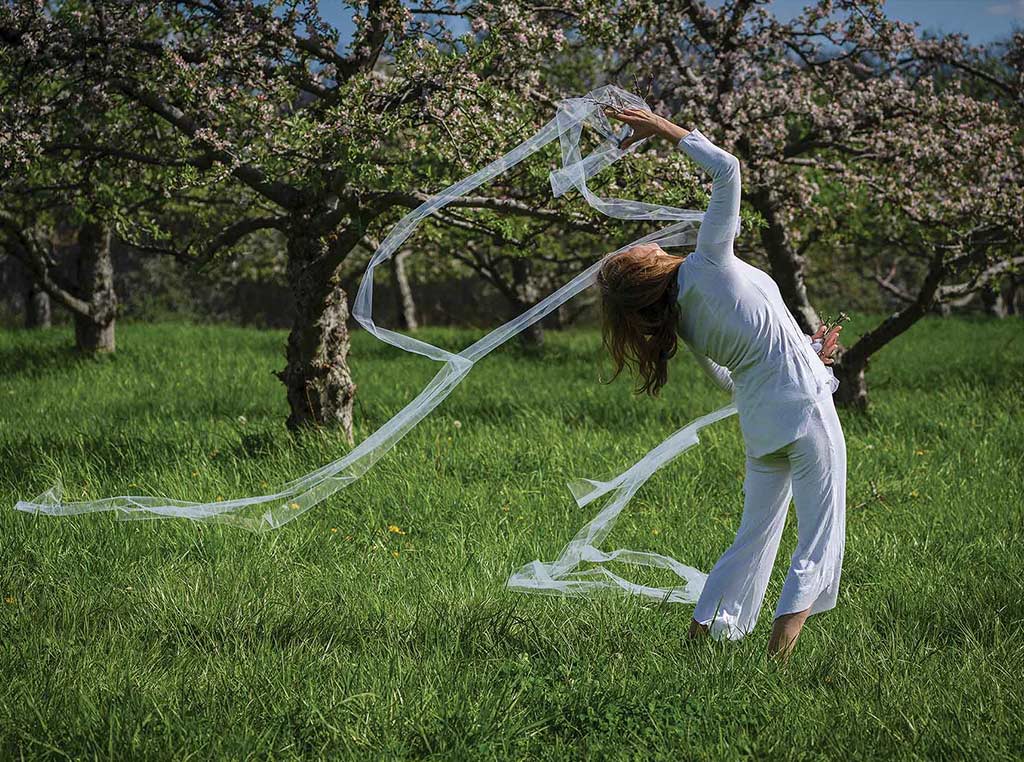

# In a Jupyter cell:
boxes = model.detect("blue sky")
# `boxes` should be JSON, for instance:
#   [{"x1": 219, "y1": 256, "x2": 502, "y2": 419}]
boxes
[{"x1": 320, "y1": 1, "x2": 1020, "y2": 51}]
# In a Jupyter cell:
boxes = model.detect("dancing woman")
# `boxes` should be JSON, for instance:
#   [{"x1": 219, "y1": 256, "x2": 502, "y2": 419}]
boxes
[{"x1": 597, "y1": 107, "x2": 846, "y2": 660}]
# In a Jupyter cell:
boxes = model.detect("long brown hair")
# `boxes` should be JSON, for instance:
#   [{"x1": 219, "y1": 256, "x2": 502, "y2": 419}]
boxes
[{"x1": 597, "y1": 245, "x2": 684, "y2": 397}]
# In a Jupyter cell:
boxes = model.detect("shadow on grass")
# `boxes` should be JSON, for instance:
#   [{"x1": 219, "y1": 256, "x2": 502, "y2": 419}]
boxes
[{"x1": 0, "y1": 339, "x2": 119, "y2": 380}]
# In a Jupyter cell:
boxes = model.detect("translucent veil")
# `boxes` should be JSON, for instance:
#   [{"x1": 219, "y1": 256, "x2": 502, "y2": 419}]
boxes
[{"x1": 15, "y1": 84, "x2": 739, "y2": 604}]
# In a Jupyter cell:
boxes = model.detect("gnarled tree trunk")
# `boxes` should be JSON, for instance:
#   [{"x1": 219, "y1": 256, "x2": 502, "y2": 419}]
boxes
[
  {"x1": 73, "y1": 220, "x2": 117, "y2": 353},
  {"x1": 276, "y1": 225, "x2": 357, "y2": 443}
]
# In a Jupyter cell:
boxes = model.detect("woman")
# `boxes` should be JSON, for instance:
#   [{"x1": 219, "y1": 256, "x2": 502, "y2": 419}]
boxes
[{"x1": 598, "y1": 106, "x2": 846, "y2": 660}]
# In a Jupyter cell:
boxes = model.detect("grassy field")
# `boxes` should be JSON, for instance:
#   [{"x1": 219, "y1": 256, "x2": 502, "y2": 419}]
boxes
[{"x1": 1, "y1": 315, "x2": 1022, "y2": 760}]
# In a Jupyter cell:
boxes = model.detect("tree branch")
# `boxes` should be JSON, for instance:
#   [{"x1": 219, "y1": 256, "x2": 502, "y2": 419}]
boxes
[
  {"x1": 121, "y1": 215, "x2": 284, "y2": 269},
  {"x1": 366, "y1": 190, "x2": 603, "y2": 232},
  {"x1": 937, "y1": 255, "x2": 1024, "y2": 299},
  {"x1": 112, "y1": 79, "x2": 302, "y2": 210},
  {"x1": 0, "y1": 211, "x2": 92, "y2": 316}
]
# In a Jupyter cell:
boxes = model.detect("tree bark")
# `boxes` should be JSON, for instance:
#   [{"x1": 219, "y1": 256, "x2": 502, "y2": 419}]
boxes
[
  {"x1": 389, "y1": 248, "x2": 418, "y2": 330},
  {"x1": 748, "y1": 190, "x2": 820, "y2": 333},
  {"x1": 25, "y1": 283, "x2": 51, "y2": 328},
  {"x1": 276, "y1": 226, "x2": 357, "y2": 443},
  {"x1": 73, "y1": 220, "x2": 117, "y2": 353},
  {"x1": 832, "y1": 350, "x2": 869, "y2": 411},
  {"x1": 512, "y1": 257, "x2": 544, "y2": 347}
]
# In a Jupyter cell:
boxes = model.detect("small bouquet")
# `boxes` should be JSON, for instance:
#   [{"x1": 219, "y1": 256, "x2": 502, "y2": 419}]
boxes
[{"x1": 820, "y1": 310, "x2": 851, "y2": 335}]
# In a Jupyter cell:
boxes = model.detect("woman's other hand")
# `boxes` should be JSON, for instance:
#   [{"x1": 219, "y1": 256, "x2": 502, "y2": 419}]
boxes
[{"x1": 811, "y1": 323, "x2": 842, "y2": 365}]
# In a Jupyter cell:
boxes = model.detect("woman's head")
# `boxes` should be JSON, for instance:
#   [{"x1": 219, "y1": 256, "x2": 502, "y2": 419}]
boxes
[{"x1": 596, "y1": 243, "x2": 684, "y2": 397}]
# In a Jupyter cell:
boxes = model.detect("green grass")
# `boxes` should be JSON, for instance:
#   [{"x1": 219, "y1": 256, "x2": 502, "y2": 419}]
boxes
[{"x1": 1, "y1": 315, "x2": 1022, "y2": 760}]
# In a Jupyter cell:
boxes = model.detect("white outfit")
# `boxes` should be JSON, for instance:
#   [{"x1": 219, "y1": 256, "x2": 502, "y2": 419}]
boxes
[{"x1": 672, "y1": 129, "x2": 848, "y2": 641}]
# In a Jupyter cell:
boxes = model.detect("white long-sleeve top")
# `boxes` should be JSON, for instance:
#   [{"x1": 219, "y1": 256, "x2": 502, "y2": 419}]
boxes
[{"x1": 673, "y1": 128, "x2": 839, "y2": 458}]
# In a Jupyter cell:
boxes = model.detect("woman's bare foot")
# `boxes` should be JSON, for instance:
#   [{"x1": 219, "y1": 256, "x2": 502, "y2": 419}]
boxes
[{"x1": 767, "y1": 606, "x2": 813, "y2": 661}]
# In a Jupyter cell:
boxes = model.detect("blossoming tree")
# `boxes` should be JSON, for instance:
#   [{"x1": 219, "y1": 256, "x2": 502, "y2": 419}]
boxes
[
  {"x1": 606, "y1": 0, "x2": 1023, "y2": 407},
  {"x1": 0, "y1": 0, "x2": 637, "y2": 438}
]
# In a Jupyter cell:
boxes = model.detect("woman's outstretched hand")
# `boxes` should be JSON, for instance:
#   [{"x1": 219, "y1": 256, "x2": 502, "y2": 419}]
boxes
[
  {"x1": 604, "y1": 107, "x2": 685, "y2": 149},
  {"x1": 811, "y1": 323, "x2": 842, "y2": 365}
]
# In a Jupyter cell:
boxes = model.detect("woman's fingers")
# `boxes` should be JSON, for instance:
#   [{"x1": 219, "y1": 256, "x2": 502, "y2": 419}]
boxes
[
  {"x1": 604, "y1": 106, "x2": 632, "y2": 118},
  {"x1": 605, "y1": 106, "x2": 650, "y2": 122},
  {"x1": 827, "y1": 325, "x2": 842, "y2": 348},
  {"x1": 604, "y1": 106, "x2": 656, "y2": 149},
  {"x1": 822, "y1": 325, "x2": 842, "y2": 359}
]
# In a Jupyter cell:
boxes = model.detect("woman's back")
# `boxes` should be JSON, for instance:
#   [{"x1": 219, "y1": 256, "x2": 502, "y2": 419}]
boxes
[{"x1": 674, "y1": 129, "x2": 835, "y2": 457}]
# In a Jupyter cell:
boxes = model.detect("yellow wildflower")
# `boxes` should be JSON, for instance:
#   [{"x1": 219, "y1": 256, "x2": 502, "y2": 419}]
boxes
[
  {"x1": 388, "y1": 525, "x2": 406, "y2": 535},
  {"x1": 290, "y1": 502, "x2": 300, "y2": 510}
]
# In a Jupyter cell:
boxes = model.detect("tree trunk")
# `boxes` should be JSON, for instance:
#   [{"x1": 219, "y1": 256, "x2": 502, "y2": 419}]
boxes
[
  {"x1": 1010, "y1": 274, "x2": 1024, "y2": 316},
  {"x1": 512, "y1": 257, "x2": 544, "y2": 347},
  {"x1": 834, "y1": 252, "x2": 947, "y2": 411},
  {"x1": 277, "y1": 227, "x2": 356, "y2": 443},
  {"x1": 73, "y1": 221, "x2": 117, "y2": 353},
  {"x1": 980, "y1": 280, "x2": 1008, "y2": 318},
  {"x1": 750, "y1": 191, "x2": 820, "y2": 332},
  {"x1": 544, "y1": 304, "x2": 566, "y2": 331},
  {"x1": 832, "y1": 350, "x2": 869, "y2": 411},
  {"x1": 389, "y1": 248, "x2": 418, "y2": 330},
  {"x1": 25, "y1": 283, "x2": 51, "y2": 328}
]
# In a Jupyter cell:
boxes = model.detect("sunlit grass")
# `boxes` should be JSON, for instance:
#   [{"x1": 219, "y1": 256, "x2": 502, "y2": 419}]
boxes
[{"x1": 1, "y1": 315, "x2": 1021, "y2": 759}]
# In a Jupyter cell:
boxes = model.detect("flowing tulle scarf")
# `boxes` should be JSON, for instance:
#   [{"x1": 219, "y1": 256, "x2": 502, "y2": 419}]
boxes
[{"x1": 16, "y1": 84, "x2": 738, "y2": 604}]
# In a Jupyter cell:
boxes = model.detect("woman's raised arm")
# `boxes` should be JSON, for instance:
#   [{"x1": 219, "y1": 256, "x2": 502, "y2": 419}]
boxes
[
  {"x1": 603, "y1": 108, "x2": 741, "y2": 264},
  {"x1": 674, "y1": 129, "x2": 741, "y2": 260}
]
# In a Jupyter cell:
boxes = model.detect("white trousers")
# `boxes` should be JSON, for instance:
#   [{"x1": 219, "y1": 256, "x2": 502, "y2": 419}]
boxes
[{"x1": 692, "y1": 395, "x2": 847, "y2": 641}]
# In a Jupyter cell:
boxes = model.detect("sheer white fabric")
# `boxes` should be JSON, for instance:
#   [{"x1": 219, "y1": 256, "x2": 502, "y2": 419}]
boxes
[{"x1": 14, "y1": 84, "x2": 784, "y2": 604}]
